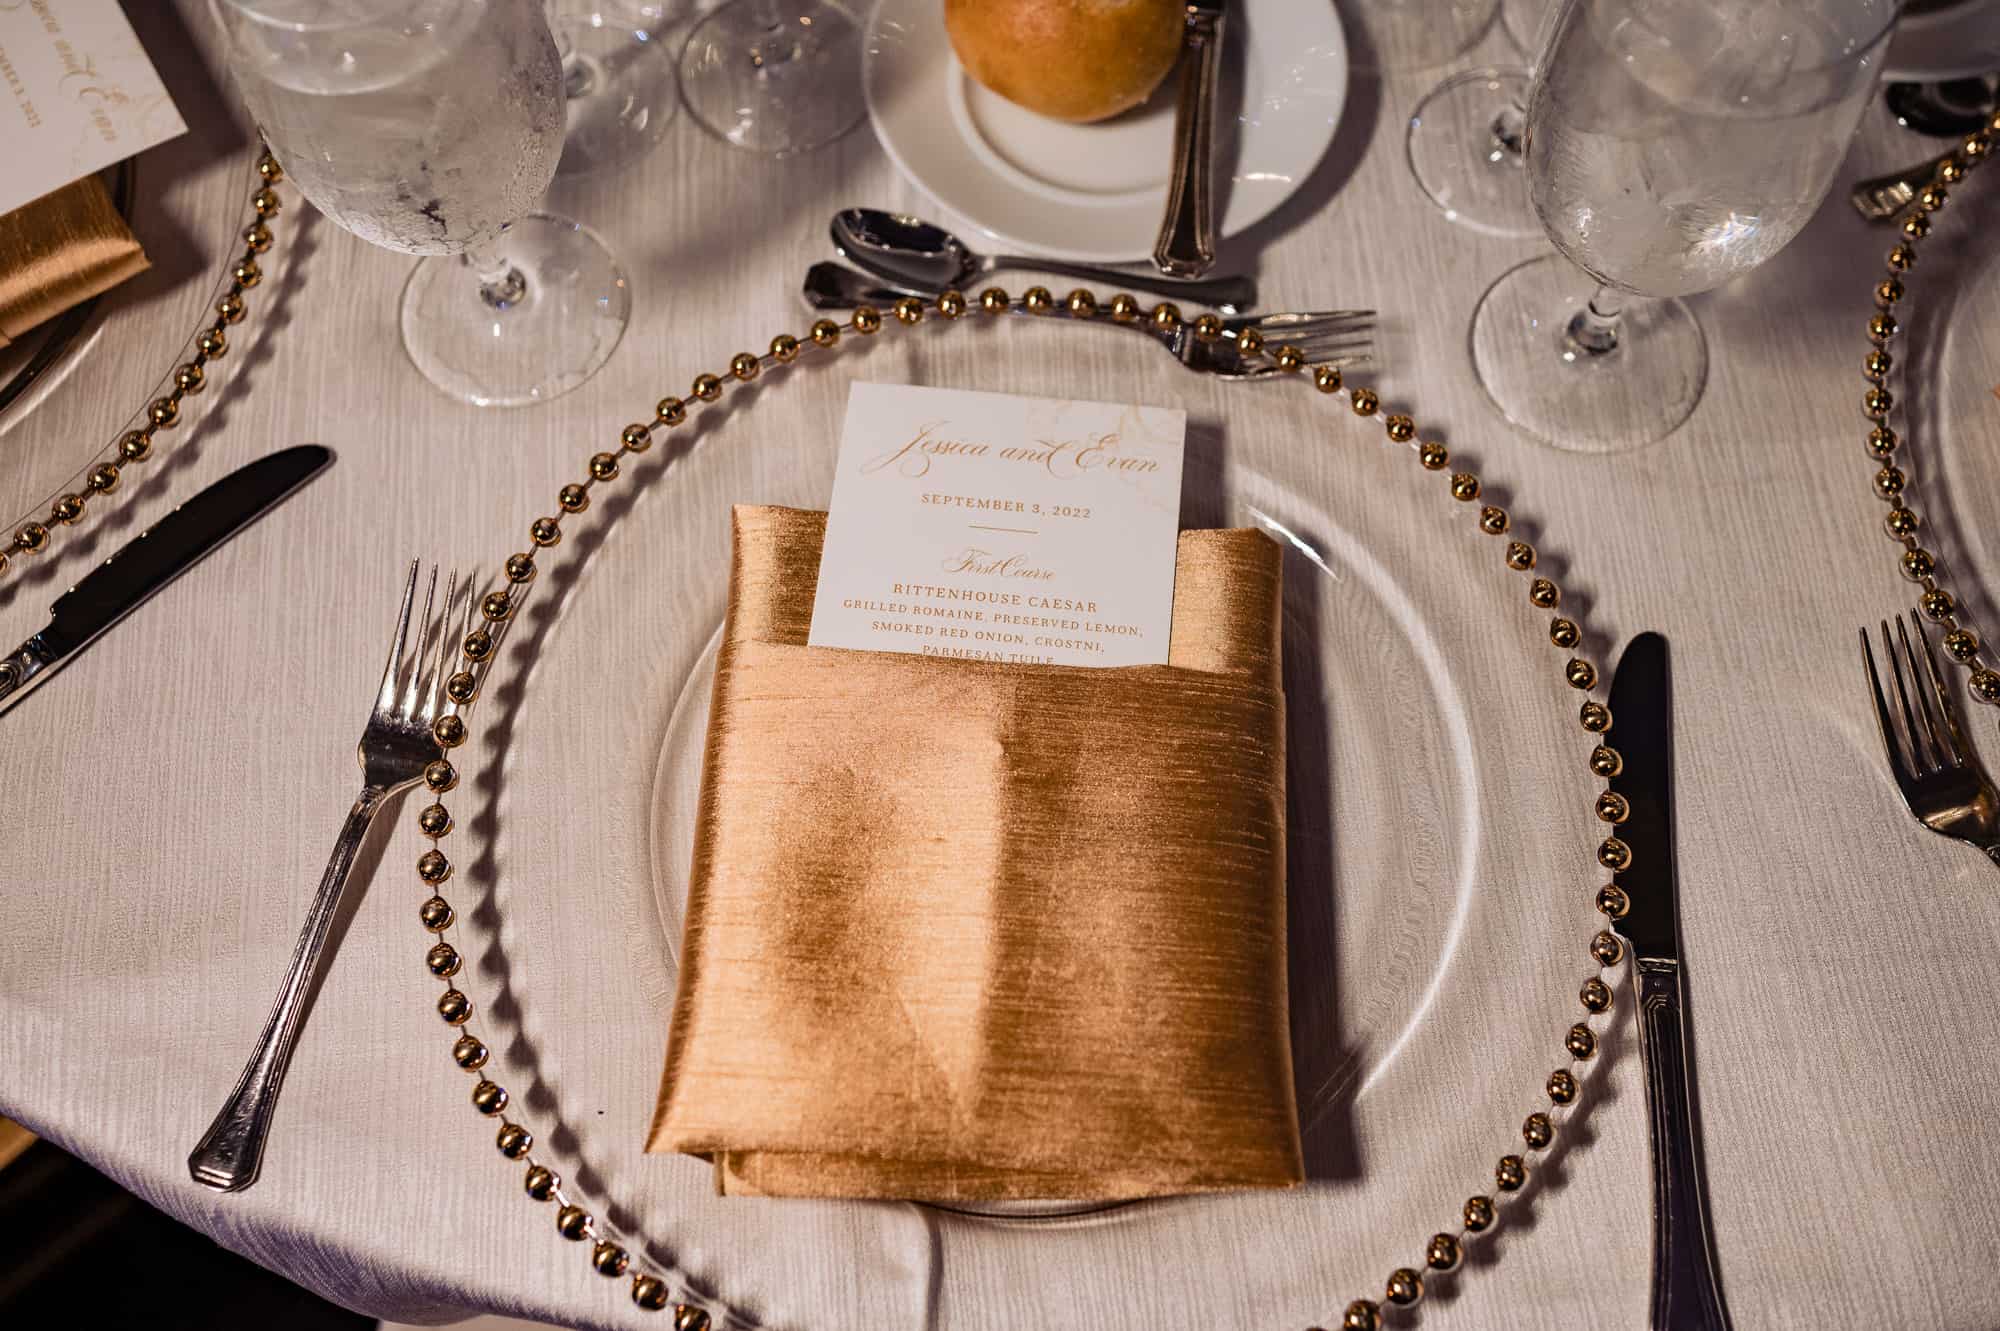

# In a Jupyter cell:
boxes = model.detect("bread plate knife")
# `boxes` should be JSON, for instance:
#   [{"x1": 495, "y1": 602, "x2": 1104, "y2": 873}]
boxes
[
  {"x1": 1607, "y1": 631, "x2": 1734, "y2": 1331},
  {"x1": 0, "y1": 445, "x2": 332, "y2": 716}
]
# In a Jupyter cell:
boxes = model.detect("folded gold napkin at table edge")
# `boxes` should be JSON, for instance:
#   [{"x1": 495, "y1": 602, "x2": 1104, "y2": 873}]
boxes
[
  {"x1": 647, "y1": 504, "x2": 1303, "y2": 1201},
  {"x1": 0, "y1": 177, "x2": 148, "y2": 348}
]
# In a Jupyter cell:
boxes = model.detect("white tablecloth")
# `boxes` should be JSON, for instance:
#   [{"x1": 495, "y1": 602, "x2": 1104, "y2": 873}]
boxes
[{"x1": 5, "y1": 4, "x2": 2000, "y2": 1329}]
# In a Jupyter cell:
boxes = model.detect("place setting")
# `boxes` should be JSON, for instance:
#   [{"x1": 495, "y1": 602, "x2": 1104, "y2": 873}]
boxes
[{"x1": 5, "y1": 2, "x2": 2000, "y2": 1330}]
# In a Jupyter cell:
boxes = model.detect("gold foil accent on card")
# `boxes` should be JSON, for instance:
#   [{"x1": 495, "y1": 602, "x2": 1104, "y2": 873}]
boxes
[
  {"x1": 647, "y1": 505, "x2": 1301, "y2": 1200},
  {"x1": 0, "y1": 177, "x2": 147, "y2": 347}
]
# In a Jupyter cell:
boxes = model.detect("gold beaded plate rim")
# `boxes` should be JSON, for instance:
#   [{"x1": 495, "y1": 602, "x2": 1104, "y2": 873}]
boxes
[{"x1": 417, "y1": 289, "x2": 1641, "y2": 1331}]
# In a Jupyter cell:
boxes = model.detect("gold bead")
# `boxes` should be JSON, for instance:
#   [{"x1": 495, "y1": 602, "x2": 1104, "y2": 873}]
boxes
[
  {"x1": 1901, "y1": 213, "x2": 1931, "y2": 240},
  {"x1": 175, "y1": 363, "x2": 206, "y2": 395},
  {"x1": 1023, "y1": 287, "x2": 1055, "y2": 315},
  {"x1": 497, "y1": 1122, "x2": 533, "y2": 1157},
  {"x1": 12, "y1": 522, "x2": 47, "y2": 553},
  {"x1": 86, "y1": 464, "x2": 120, "y2": 494},
  {"x1": 675, "y1": 1307, "x2": 711, "y2": 1331},
  {"x1": 1863, "y1": 350, "x2": 1891, "y2": 382},
  {"x1": 936, "y1": 290, "x2": 967, "y2": 318},
  {"x1": 1920, "y1": 184, "x2": 1947, "y2": 212},
  {"x1": 1065, "y1": 289, "x2": 1096, "y2": 318},
  {"x1": 525, "y1": 1164, "x2": 559, "y2": 1200},
  {"x1": 1945, "y1": 628, "x2": 1980, "y2": 662},
  {"x1": 427, "y1": 941, "x2": 461, "y2": 978},
  {"x1": 1384, "y1": 1268, "x2": 1423, "y2": 1306},
  {"x1": 1350, "y1": 387, "x2": 1380, "y2": 416},
  {"x1": 119, "y1": 430, "x2": 153, "y2": 461},
  {"x1": 1901, "y1": 548, "x2": 1936, "y2": 581},
  {"x1": 438, "y1": 988, "x2": 472, "y2": 1025},
  {"x1": 894, "y1": 296, "x2": 925, "y2": 324},
  {"x1": 462, "y1": 629, "x2": 493, "y2": 662},
  {"x1": 1495, "y1": 542, "x2": 1534, "y2": 574},
  {"x1": 633, "y1": 1275, "x2": 671, "y2": 1311},
  {"x1": 621, "y1": 423, "x2": 653, "y2": 451},
  {"x1": 1566, "y1": 1022, "x2": 1597, "y2": 1059},
  {"x1": 979, "y1": 287, "x2": 1009, "y2": 315},
  {"x1": 1313, "y1": 365, "x2": 1343, "y2": 393},
  {"x1": 770, "y1": 333, "x2": 801, "y2": 361},
  {"x1": 424, "y1": 759, "x2": 458, "y2": 792},
  {"x1": 1495, "y1": 1154, "x2": 1527, "y2": 1191},
  {"x1": 1580, "y1": 699, "x2": 1611, "y2": 732},
  {"x1": 1964, "y1": 129, "x2": 1990, "y2": 159},
  {"x1": 433, "y1": 713, "x2": 468, "y2": 748},
  {"x1": 452, "y1": 1033, "x2": 486, "y2": 1068},
  {"x1": 1875, "y1": 278, "x2": 1904, "y2": 306},
  {"x1": 1597, "y1": 835, "x2": 1630, "y2": 870},
  {"x1": 1971, "y1": 670, "x2": 2000, "y2": 703},
  {"x1": 1342, "y1": 1300, "x2": 1380, "y2": 1331},
  {"x1": 1589, "y1": 745, "x2": 1622, "y2": 778},
  {"x1": 1590, "y1": 929, "x2": 1624, "y2": 966},
  {"x1": 1941, "y1": 156, "x2": 1967, "y2": 183},
  {"x1": 1550, "y1": 618, "x2": 1581, "y2": 649},
  {"x1": 1234, "y1": 326, "x2": 1265, "y2": 357},
  {"x1": 423, "y1": 896, "x2": 456, "y2": 931},
  {"x1": 51, "y1": 494, "x2": 84, "y2": 525},
  {"x1": 809, "y1": 318, "x2": 841, "y2": 346},
  {"x1": 530, "y1": 517, "x2": 561, "y2": 548},
  {"x1": 556, "y1": 1204, "x2": 591, "y2": 1240},
  {"x1": 1450, "y1": 472, "x2": 1480, "y2": 501},
  {"x1": 1868, "y1": 425, "x2": 1899, "y2": 458},
  {"x1": 1384, "y1": 413, "x2": 1415, "y2": 442},
  {"x1": 243, "y1": 221, "x2": 273, "y2": 253},
  {"x1": 589, "y1": 452, "x2": 620, "y2": 482},
  {"x1": 148, "y1": 397, "x2": 179, "y2": 428},
  {"x1": 1530, "y1": 577, "x2": 1559, "y2": 608},
  {"x1": 1478, "y1": 505, "x2": 1508, "y2": 535},
  {"x1": 1547, "y1": 1068, "x2": 1579, "y2": 1105},
  {"x1": 1426, "y1": 1233, "x2": 1462, "y2": 1271},
  {"x1": 1418, "y1": 440, "x2": 1447, "y2": 469},
  {"x1": 417, "y1": 849, "x2": 452, "y2": 884},
  {"x1": 1274, "y1": 345, "x2": 1306, "y2": 373},
  {"x1": 251, "y1": 187, "x2": 281, "y2": 217},
  {"x1": 592, "y1": 1241, "x2": 630, "y2": 1277},
  {"x1": 1581, "y1": 976, "x2": 1613, "y2": 1012},
  {"x1": 691, "y1": 374, "x2": 722, "y2": 402},
  {"x1": 1566, "y1": 658, "x2": 1597, "y2": 690},
  {"x1": 1869, "y1": 312, "x2": 1899, "y2": 343},
  {"x1": 418, "y1": 802, "x2": 452, "y2": 836},
  {"x1": 482, "y1": 589, "x2": 514, "y2": 622},
  {"x1": 505, "y1": 553, "x2": 536, "y2": 585},
  {"x1": 1109, "y1": 293, "x2": 1141, "y2": 323},
  {"x1": 446, "y1": 670, "x2": 478, "y2": 705},
  {"x1": 1863, "y1": 387, "x2": 1893, "y2": 420},
  {"x1": 257, "y1": 153, "x2": 284, "y2": 183},
  {"x1": 233, "y1": 258, "x2": 263, "y2": 288},
  {"x1": 199, "y1": 327, "x2": 228, "y2": 358},
  {"x1": 559, "y1": 484, "x2": 590, "y2": 513},
  {"x1": 1874, "y1": 466, "x2": 1906, "y2": 500},
  {"x1": 1594, "y1": 790, "x2": 1628, "y2": 823},
  {"x1": 1194, "y1": 312, "x2": 1224, "y2": 340},
  {"x1": 1463, "y1": 1195, "x2": 1495, "y2": 1231},
  {"x1": 1523, "y1": 1111, "x2": 1554, "y2": 1149},
  {"x1": 1149, "y1": 300, "x2": 1180, "y2": 330}
]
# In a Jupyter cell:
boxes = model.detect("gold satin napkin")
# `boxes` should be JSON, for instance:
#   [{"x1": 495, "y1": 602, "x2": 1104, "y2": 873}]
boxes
[
  {"x1": 647, "y1": 505, "x2": 1303, "y2": 1201},
  {"x1": 0, "y1": 177, "x2": 148, "y2": 348}
]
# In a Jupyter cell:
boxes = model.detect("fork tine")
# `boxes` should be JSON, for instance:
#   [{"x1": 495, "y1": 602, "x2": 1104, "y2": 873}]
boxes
[
  {"x1": 1909, "y1": 608, "x2": 1972, "y2": 768},
  {"x1": 376, "y1": 560, "x2": 421, "y2": 714},
  {"x1": 1862, "y1": 624, "x2": 1916, "y2": 784},
  {"x1": 400, "y1": 565, "x2": 438, "y2": 718},
  {"x1": 420, "y1": 569, "x2": 460, "y2": 723},
  {"x1": 1885, "y1": 617, "x2": 1937, "y2": 773},
  {"x1": 1896, "y1": 614, "x2": 1950, "y2": 769}
]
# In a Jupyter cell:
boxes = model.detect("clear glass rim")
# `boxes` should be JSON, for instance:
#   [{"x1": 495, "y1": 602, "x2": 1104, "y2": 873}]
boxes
[{"x1": 1556, "y1": 0, "x2": 1902, "y2": 75}]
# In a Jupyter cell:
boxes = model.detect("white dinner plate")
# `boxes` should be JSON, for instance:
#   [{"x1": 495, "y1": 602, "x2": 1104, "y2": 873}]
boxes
[{"x1": 862, "y1": 0, "x2": 1349, "y2": 263}]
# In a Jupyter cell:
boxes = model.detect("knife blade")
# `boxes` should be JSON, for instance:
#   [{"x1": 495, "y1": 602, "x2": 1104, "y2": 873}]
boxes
[
  {"x1": 0, "y1": 445, "x2": 332, "y2": 716},
  {"x1": 1607, "y1": 631, "x2": 1734, "y2": 1331}
]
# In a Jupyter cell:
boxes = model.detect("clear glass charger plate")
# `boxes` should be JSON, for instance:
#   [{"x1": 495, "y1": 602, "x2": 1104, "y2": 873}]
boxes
[{"x1": 474, "y1": 319, "x2": 1598, "y2": 1330}]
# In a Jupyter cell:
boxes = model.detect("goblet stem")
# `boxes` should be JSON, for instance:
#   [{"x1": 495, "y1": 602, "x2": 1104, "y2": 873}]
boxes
[
  {"x1": 1564, "y1": 283, "x2": 1623, "y2": 359},
  {"x1": 464, "y1": 238, "x2": 529, "y2": 312},
  {"x1": 1490, "y1": 100, "x2": 1526, "y2": 159}
]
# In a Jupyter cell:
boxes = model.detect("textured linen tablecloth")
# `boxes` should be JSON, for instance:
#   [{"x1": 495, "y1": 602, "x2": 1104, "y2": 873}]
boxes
[{"x1": 4, "y1": 4, "x2": 2000, "y2": 1329}]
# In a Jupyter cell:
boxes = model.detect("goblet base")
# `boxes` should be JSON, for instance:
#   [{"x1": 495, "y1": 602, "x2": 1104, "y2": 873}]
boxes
[
  {"x1": 554, "y1": 12, "x2": 679, "y2": 176},
  {"x1": 1406, "y1": 68, "x2": 1539, "y2": 238},
  {"x1": 679, "y1": 0, "x2": 865, "y2": 157},
  {"x1": 400, "y1": 213, "x2": 632, "y2": 410},
  {"x1": 1471, "y1": 252, "x2": 1708, "y2": 454}
]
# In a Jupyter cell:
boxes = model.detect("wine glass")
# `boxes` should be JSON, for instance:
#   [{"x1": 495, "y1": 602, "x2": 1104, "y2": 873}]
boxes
[
  {"x1": 1471, "y1": 0, "x2": 1897, "y2": 453},
  {"x1": 213, "y1": 0, "x2": 631, "y2": 408},
  {"x1": 677, "y1": 0, "x2": 866, "y2": 156},
  {"x1": 547, "y1": 0, "x2": 680, "y2": 175},
  {"x1": 1404, "y1": 0, "x2": 1556, "y2": 236}
]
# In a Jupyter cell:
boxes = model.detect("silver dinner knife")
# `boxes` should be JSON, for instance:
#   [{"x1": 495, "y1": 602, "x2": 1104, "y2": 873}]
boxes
[
  {"x1": 0, "y1": 445, "x2": 332, "y2": 716},
  {"x1": 1607, "y1": 632, "x2": 1735, "y2": 1331},
  {"x1": 1153, "y1": 0, "x2": 1227, "y2": 278}
]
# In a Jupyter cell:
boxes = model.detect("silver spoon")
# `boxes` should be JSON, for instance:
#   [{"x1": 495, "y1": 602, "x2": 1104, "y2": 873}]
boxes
[{"x1": 830, "y1": 208, "x2": 1257, "y2": 313}]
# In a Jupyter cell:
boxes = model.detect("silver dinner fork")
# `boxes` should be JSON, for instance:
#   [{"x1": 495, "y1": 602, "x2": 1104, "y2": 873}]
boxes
[
  {"x1": 800, "y1": 261, "x2": 1374, "y2": 380},
  {"x1": 190, "y1": 562, "x2": 479, "y2": 1192},
  {"x1": 1860, "y1": 609, "x2": 2000, "y2": 865}
]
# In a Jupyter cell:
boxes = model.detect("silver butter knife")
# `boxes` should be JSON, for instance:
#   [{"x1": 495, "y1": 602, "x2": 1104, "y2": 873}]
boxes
[
  {"x1": 0, "y1": 445, "x2": 333, "y2": 717},
  {"x1": 1608, "y1": 632, "x2": 1735, "y2": 1331},
  {"x1": 1154, "y1": 0, "x2": 1227, "y2": 277}
]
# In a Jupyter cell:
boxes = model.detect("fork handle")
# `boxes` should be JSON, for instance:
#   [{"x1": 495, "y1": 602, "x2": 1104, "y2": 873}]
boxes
[{"x1": 189, "y1": 786, "x2": 389, "y2": 1193}]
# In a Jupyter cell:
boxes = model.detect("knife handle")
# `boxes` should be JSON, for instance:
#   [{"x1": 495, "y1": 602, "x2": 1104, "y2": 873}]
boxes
[
  {"x1": 1152, "y1": 5, "x2": 1225, "y2": 278},
  {"x1": 1635, "y1": 957, "x2": 1735, "y2": 1331},
  {"x1": 0, "y1": 639, "x2": 53, "y2": 713}
]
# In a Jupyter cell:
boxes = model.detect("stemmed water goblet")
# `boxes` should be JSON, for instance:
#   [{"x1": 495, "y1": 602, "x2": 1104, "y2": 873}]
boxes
[{"x1": 678, "y1": 0, "x2": 867, "y2": 156}]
